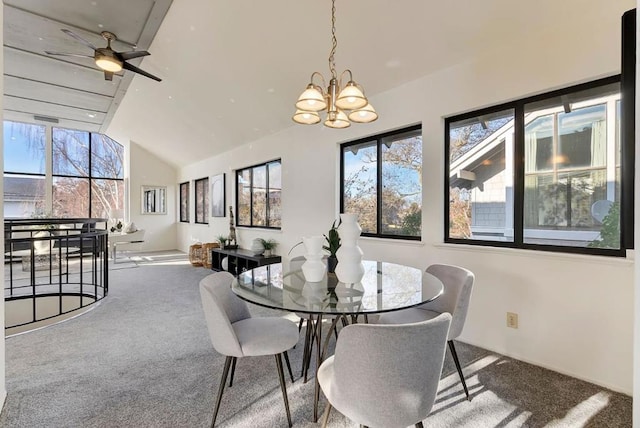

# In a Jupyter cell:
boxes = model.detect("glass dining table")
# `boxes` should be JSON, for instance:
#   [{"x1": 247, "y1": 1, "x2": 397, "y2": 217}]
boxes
[{"x1": 231, "y1": 258, "x2": 444, "y2": 421}]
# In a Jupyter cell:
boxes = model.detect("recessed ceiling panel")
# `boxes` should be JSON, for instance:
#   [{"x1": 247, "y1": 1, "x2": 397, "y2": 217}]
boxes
[
  {"x1": 4, "y1": 76, "x2": 112, "y2": 112},
  {"x1": 4, "y1": 47, "x2": 119, "y2": 97},
  {"x1": 5, "y1": 96, "x2": 106, "y2": 125},
  {"x1": 3, "y1": 0, "x2": 172, "y2": 132},
  {"x1": 4, "y1": 0, "x2": 156, "y2": 44}
]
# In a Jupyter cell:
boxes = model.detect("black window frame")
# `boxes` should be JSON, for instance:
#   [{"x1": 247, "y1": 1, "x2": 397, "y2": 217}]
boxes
[
  {"x1": 444, "y1": 75, "x2": 632, "y2": 257},
  {"x1": 50, "y1": 127, "x2": 125, "y2": 218},
  {"x1": 1, "y1": 123, "x2": 125, "y2": 219},
  {"x1": 235, "y1": 159, "x2": 282, "y2": 229},
  {"x1": 179, "y1": 181, "x2": 190, "y2": 223},
  {"x1": 339, "y1": 124, "x2": 423, "y2": 241},
  {"x1": 194, "y1": 177, "x2": 209, "y2": 224},
  {"x1": 3, "y1": 121, "x2": 48, "y2": 218}
]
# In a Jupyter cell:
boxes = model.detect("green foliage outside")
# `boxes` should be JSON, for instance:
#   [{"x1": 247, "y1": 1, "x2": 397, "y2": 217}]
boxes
[{"x1": 588, "y1": 202, "x2": 620, "y2": 249}]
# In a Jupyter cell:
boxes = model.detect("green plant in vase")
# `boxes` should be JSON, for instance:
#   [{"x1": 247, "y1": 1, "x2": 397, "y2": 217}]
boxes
[
  {"x1": 216, "y1": 234, "x2": 228, "y2": 249},
  {"x1": 323, "y1": 219, "x2": 341, "y2": 273},
  {"x1": 259, "y1": 238, "x2": 278, "y2": 257}
]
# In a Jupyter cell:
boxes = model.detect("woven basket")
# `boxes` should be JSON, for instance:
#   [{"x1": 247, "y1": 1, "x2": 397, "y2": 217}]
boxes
[
  {"x1": 189, "y1": 243, "x2": 204, "y2": 267},
  {"x1": 201, "y1": 242, "x2": 221, "y2": 269}
]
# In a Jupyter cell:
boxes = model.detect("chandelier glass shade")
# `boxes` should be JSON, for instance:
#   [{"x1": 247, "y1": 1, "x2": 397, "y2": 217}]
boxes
[{"x1": 292, "y1": 0, "x2": 377, "y2": 129}]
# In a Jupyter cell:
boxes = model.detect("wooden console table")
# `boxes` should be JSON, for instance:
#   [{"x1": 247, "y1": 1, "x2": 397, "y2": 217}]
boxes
[{"x1": 211, "y1": 248, "x2": 281, "y2": 275}]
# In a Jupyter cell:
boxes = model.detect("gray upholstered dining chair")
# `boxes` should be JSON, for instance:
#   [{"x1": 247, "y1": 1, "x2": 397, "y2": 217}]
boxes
[
  {"x1": 377, "y1": 263, "x2": 475, "y2": 401},
  {"x1": 317, "y1": 313, "x2": 452, "y2": 428},
  {"x1": 199, "y1": 272, "x2": 299, "y2": 427}
]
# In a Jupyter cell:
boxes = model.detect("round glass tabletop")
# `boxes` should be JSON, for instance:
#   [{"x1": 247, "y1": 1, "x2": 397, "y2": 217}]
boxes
[{"x1": 231, "y1": 259, "x2": 443, "y2": 316}]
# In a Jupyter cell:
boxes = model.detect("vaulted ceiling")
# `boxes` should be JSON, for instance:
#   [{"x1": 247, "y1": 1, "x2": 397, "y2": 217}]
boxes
[
  {"x1": 3, "y1": 0, "x2": 171, "y2": 132},
  {"x1": 4, "y1": 0, "x2": 634, "y2": 167}
]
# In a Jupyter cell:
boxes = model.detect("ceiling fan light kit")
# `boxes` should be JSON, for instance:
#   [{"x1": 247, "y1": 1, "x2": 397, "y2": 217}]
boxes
[
  {"x1": 45, "y1": 29, "x2": 161, "y2": 82},
  {"x1": 94, "y1": 31, "x2": 122, "y2": 72},
  {"x1": 292, "y1": 0, "x2": 377, "y2": 129}
]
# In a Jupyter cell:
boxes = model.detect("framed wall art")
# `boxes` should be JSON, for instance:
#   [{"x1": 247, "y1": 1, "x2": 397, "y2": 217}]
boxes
[{"x1": 210, "y1": 173, "x2": 225, "y2": 217}]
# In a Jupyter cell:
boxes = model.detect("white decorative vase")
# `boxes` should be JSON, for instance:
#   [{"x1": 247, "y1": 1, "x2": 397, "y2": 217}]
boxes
[
  {"x1": 301, "y1": 235, "x2": 326, "y2": 282},
  {"x1": 334, "y1": 213, "x2": 365, "y2": 283},
  {"x1": 251, "y1": 238, "x2": 264, "y2": 255}
]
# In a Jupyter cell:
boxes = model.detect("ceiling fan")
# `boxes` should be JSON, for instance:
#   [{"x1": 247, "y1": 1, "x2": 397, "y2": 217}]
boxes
[{"x1": 45, "y1": 29, "x2": 161, "y2": 82}]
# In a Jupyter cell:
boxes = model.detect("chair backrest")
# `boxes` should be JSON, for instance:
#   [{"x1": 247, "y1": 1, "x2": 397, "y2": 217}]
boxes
[
  {"x1": 199, "y1": 272, "x2": 251, "y2": 357},
  {"x1": 331, "y1": 313, "x2": 451, "y2": 428},
  {"x1": 423, "y1": 263, "x2": 474, "y2": 339}
]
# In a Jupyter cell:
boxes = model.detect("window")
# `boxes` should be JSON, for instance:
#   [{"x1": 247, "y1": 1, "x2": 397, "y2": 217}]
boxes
[
  {"x1": 180, "y1": 182, "x2": 190, "y2": 222},
  {"x1": 445, "y1": 76, "x2": 629, "y2": 255},
  {"x1": 3, "y1": 121, "x2": 47, "y2": 218},
  {"x1": 51, "y1": 128, "x2": 124, "y2": 218},
  {"x1": 340, "y1": 125, "x2": 422, "y2": 240},
  {"x1": 236, "y1": 159, "x2": 281, "y2": 228},
  {"x1": 3, "y1": 121, "x2": 124, "y2": 219},
  {"x1": 194, "y1": 177, "x2": 209, "y2": 224}
]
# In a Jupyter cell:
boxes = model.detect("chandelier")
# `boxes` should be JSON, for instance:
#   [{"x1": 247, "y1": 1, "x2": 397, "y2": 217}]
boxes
[{"x1": 292, "y1": 0, "x2": 377, "y2": 128}]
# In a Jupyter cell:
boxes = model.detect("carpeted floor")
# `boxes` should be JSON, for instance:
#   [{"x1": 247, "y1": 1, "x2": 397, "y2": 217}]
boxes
[{"x1": 0, "y1": 252, "x2": 632, "y2": 427}]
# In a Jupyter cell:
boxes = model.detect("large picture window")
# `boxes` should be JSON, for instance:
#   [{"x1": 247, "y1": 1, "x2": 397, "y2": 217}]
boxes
[
  {"x1": 445, "y1": 77, "x2": 629, "y2": 256},
  {"x1": 180, "y1": 181, "x2": 190, "y2": 223},
  {"x1": 52, "y1": 128, "x2": 124, "y2": 218},
  {"x1": 194, "y1": 177, "x2": 209, "y2": 224},
  {"x1": 3, "y1": 121, "x2": 124, "y2": 219},
  {"x1": 236, "y1": 159, "x2": 282, "y2": 228},
  {"x1": 340, "y1": 125, "x2": 422, "y2": 240}
]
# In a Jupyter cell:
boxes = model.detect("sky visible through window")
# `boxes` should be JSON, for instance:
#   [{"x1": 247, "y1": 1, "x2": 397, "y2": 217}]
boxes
[{"x1": 3, "y1": 121, "x2": 45, "y2": 174}]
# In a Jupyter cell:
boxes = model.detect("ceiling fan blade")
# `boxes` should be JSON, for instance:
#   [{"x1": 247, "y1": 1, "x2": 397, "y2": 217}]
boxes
[
  {"x1": 104, "y1": 71, "x2": 113, "y2": 81},
  {"x1": 122, "y1": 62, "x2": 162, "y2": 82},
  {"x1": 118, "y1": 50, "x2": 150, "y2": 61},
  {"x1": 45, "y1": 51, "x2": 94, "y2": 59},
  {"x1": 61, "y1": 29, "x2": 98, "y2": 51}
]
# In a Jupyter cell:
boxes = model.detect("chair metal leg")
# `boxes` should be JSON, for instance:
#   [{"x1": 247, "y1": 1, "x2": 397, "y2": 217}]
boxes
[
  {"x1": 228, "y1": 357, "x2": 237, "y2": 387},
  {"x1": 301, "y1": 316, "x2": 312, "y2": 378},
  {"x1": 304, "y1": 315, "x2": 318, "y2": 383},
  {"x1": 275, "y1": 353, "x2": 293, "y2": 428},
  {"x1": 211, "y1": 356, "x2": 233, "y2": 428},
  {"x1": 293, "y1": 318, "x2": 304, "y2": 350},
  {"x1": 313, "y1": 314, "x2": 323, "y2": 422},
  {"x1": 448, "y1": 340, "x2": 470, "y2": 401},
  {"x1": 283, "y1": 351, "x2": 295, "y2": 383},
  {"x1": 415, "y1": 422, "x2": 424, "y2": 428},
  {"x1": 321, "y1": 402, "x2": 332, "y2": 428}
]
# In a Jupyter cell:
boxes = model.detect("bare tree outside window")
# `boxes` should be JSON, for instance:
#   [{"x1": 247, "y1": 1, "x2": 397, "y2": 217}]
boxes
[
  {"x1": 3, "y1": 121, "x2": 47, "y2": 217},
  {"x1": 3, "y1": 121, "x2": 124, "y2": 219},
  {"x1": 195, "y1": 177, "x2": 209, "y2": 224},
  {"x1": 341, "y1": 126, "x2": 422, "y2": 239},
  {"x1": 180, "y1": 182, "x2": 190, "y2": 222},
  {"x1": 235, "y1": 160, "x2": 281, "y2": 228}
]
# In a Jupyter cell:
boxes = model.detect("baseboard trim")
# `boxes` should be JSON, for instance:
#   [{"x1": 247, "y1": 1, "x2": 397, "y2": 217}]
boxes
[{"x1": 459, "y1": 338, "x2": 633, "y2": 396}]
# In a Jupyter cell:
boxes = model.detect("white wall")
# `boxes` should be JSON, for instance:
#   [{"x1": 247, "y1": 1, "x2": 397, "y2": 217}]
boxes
[
  {"x1": 0, "y1": 3, "x2": 7, "y2": 408},
  {"x1": 128, "y1": 142, "x2": 177, "y2": 251},
  {"x1": 177, "y1": 4, "x2": 635, "y2": 394}
]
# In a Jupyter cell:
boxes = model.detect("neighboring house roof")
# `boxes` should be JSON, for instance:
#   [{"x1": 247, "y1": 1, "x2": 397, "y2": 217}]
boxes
[
  {"x1": 4, "y1": 176, "x2": 44, "y2": 201},
  {"x1": 450, "y1": 119, "x2": 514, "y2": 189}
]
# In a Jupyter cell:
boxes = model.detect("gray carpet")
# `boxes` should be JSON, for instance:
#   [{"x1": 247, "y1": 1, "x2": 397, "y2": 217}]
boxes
[{"x1": 0, "y1": 253, "x2": 632, "y2": 427}]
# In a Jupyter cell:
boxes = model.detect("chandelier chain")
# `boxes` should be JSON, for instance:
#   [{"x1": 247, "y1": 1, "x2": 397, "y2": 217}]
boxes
[{"x1": 328, "y1": 0, "x2": 337, "y2": 79}]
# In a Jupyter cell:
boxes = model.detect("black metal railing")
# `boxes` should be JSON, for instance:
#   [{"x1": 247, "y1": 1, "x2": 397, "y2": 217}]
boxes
[{"x1": 4, "y1": 218, "x2": 109, "y2": 331}]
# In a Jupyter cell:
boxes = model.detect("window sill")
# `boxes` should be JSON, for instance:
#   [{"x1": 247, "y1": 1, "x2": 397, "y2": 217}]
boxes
[
  {"x1": 433, "y1": 242, "x2": 634, "y2": 266},
  {"x1": 236, "y1": 226, "x2": 282, "y2": 232},
  {"x1": 360, "y1": 236, "x2": 425, "y2": 247}
]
